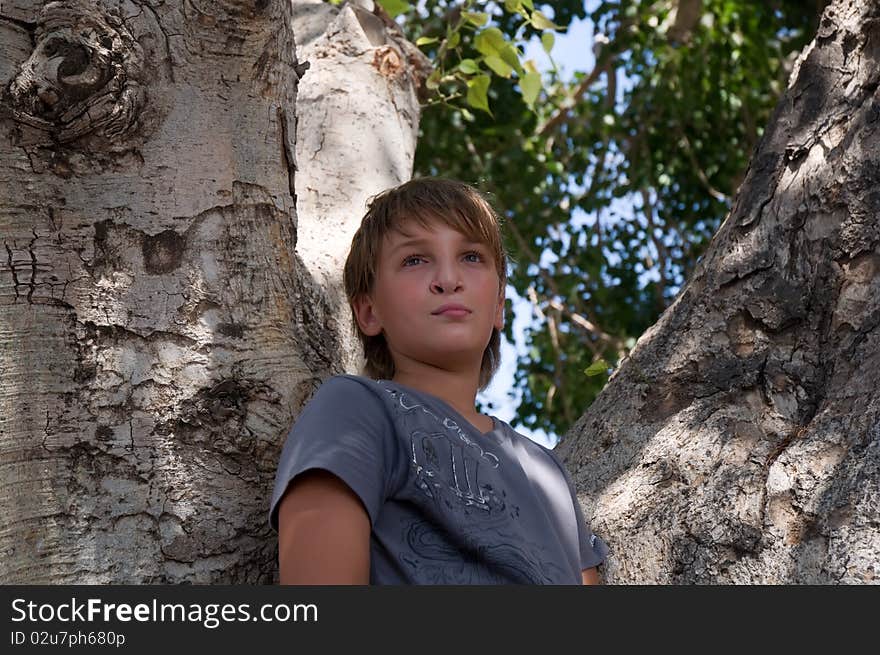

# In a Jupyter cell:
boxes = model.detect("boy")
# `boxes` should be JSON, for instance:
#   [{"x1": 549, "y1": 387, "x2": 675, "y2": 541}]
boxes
[{"x1": 269, "y1": 177, "x2": 608, "y2": 584}]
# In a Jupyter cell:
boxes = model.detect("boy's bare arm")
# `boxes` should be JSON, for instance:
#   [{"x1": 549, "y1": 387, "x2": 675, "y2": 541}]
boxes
[
  {"x1": 582, "y1": 567, "x2": 602, "y2": 585},
  {"x1": 277, "y1": 469, "x2": 371, "y2": 584}
]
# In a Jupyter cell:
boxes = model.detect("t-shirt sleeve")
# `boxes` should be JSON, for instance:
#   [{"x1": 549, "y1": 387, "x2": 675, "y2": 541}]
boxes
[
  {"x1": 555, "y1": 454, "x2": 610, "y2": 570},
  {"x1": 268, "y1": 376, "x2": 398, "y2": 532}
]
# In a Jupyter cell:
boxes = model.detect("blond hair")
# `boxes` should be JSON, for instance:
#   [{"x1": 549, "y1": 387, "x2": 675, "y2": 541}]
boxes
[{"x1": 343, "y1": 177, "x2": 508, "y2": 390}]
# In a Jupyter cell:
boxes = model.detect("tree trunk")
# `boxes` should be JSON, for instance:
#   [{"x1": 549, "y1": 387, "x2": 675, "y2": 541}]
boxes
[
  {"x1": 558, "y1": 0, "x2": 880, "y2": 584},
  {"x1": 0, "y1": 0, "x2": 426, "y2": 583}
]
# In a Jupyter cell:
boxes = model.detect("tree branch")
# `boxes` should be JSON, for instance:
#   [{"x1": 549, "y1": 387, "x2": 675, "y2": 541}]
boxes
[
  {"x1": 641, "y1": 187, "x2": 669, "y2": 312},
  {"x1": 677, "y1": 128, "x2": 730, "y2": 203},
  {"x1": 537, "y1": 62, "x2": 609, "y2": 137}
]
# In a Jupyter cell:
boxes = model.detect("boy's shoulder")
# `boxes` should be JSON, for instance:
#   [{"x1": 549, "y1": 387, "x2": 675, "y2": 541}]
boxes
[
  {"x1": 294, "y1": 374, "x2": 397, "y2": 433},
  {"x1": 319, "y1": 372, "x2": 375, "y2": 388},
  {"x1": 312, "y1": 373, "x2": 380, "y2": 398},
  {"x1": 307, "y1": 374, "x2": 395, "y2": 410}
]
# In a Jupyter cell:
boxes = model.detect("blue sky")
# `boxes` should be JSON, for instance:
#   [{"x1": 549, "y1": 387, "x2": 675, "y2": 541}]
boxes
[{"x1": 523, "y1": 9, "x2": 595, "y2": 80}]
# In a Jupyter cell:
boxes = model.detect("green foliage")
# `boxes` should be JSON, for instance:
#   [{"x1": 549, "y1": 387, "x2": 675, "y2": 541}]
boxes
[
  {"x1": 405, "y1": 0, "x2": 565, "y2": 115},
  {"x1": 520, "y1": 71, "x2": 542, "y2": 108},
  {"x1": 584, "y1": 359, "x2": 610, "y2": 376},
  {"x1": 396, "y1": 0, "x2": 819, "y2": 442},
  {"x1": 466, "y1": 74, "x2": 493, "y2": 114},
  {"x1": 377, "y1": 0, "x2": 412, "y2": 19}
]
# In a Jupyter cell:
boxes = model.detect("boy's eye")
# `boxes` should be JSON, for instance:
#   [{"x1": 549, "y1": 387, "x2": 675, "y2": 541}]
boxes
[
  {"x1": 464, "y1": 251, "x2": 484, "y2": 263},
  {"x1": 402, "y1": 254, "x2": 425, "y2": 266}
]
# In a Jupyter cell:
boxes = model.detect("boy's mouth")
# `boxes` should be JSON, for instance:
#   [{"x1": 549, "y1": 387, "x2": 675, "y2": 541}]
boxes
[{"x1": 432, "y1": 303, "x2": 472, "y2": 316}]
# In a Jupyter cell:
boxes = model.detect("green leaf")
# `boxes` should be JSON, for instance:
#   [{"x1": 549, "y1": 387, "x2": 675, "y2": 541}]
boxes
[
  {"x1": 520, "y1": 0, "x2": 533, "y2": 9},
  {"x1": 584, "y1": 359, "x2": 609, "y2": 377},
  {"x1": 466, "y1": 74, "x2": 492, "y2": 115},
  {"x1": 474, "y1": 27, "x2": 507, "y2": 57},
  {"x1": 446, "y1": 30, "x2": 461, "y2": 49},
  {"x1": 503, "y1": 0, "x2": 522, "y2": 12},
  {"x1": 425, "y1": 69, "x2": 441, "y2": 90},
  {"x1": 520, "y1": 71, "x2": 542, "y2": 108},
  {"x1": 376, "y1": 0, "x2": 411, "y2": 19},
  {"x1": 499, "y1": 44, "x2": 524, "y2": 76},
  {"x1": 458, "y1": 58, "x2": 480, "y2": 74},
  {"x1": 541, "y1": 32, "x2": 555, "y2": 54},
  {"x1": 530, "y1": 10, "x2": 562, "y2": 31},
  {"x1": 484, "y1": 55, "x2": 513, "y2": 78},
  {"x1": 416, "y1": 36, "x2": 438, "y2": 46},
  {"x1": 460, "y1": 107, "x2": 475, "y2": 122},
  {"x1": 462, "y1": 11, "x2": 489, "y2": 27}
]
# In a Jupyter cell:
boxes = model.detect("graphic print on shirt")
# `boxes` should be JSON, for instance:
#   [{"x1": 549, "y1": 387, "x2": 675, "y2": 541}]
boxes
[
  {"x1": 409, "y1": 429, "x2": 505, "y2": 513},
  {"x1": 381, "y1": 386, "x2": 502, "y2": 512},
  {"x1": 380, "y1": 385, "x2": 570, "y2": 583},
  {"x1": 400, "y1": 519, "x2": 568, "y2": 584}
]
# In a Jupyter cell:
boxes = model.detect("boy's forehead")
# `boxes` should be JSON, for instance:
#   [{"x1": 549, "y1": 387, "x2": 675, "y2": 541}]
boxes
[{"x1": 385, "y1": 217, "x2": 482, "y2": 245}]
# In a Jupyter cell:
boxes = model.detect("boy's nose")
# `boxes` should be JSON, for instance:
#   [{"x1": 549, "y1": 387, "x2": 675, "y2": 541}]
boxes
[
  {"x1": 430, "y1": 265, "x2": 462, "y2": 293},
  {"x1": 430, "y1": 278, "x2": 462, "y2": 293}
]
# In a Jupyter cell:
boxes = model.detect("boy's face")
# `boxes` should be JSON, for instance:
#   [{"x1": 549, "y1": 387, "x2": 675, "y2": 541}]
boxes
[{"x1": 352, "y1": 218, "x2": 505, "y2": 375}]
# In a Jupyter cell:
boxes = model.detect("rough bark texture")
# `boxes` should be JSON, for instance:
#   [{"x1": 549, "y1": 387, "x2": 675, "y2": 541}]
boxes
[
  {"x1": 0, "y1": 0, "x2": 426, "y2": 583},
  {"x1": 558, "y1": 0, "x2": 880, "y2": 584}
]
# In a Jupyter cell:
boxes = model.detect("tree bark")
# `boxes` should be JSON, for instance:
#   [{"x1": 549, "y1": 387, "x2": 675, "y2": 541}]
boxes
[
  {"x1": 558, "y1": 0, "x2": 880, "y2": 583},
  {"x1": 0, "y1": 0, "x2": 426, "y2": 583}
]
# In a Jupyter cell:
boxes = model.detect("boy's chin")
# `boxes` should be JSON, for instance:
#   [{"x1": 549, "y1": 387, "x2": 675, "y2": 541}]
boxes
[{"x1": 419, "y1": 347, "x2": 488, "y2": 369}]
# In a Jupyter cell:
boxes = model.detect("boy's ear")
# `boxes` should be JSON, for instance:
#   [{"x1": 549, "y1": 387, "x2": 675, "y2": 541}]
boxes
[
  {"x1": 493, "y1": 286, "x2": 505, "y2": 331},
  {"x1": 352, "y1": 294, "x2": 383, "y2": 337}
]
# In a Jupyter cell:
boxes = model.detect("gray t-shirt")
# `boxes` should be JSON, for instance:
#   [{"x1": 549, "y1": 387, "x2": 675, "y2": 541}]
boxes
[{"x1": 269, "y1": 374, "x2": 609, "y2": 584}]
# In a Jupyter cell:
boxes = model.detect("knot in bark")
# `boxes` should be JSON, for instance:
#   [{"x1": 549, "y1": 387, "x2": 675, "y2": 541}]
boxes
[
  {"x1": 6, "y1": 0, "x2": 147, "y2": 145},
  {"x1": 372, "y1": 45, "x2": 404, "y2": 79}
]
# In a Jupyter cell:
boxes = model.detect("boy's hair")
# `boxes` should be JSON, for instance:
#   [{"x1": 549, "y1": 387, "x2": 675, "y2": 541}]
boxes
[{"x1": 343, "y1": 177, "x2": 508, "y2": 391}]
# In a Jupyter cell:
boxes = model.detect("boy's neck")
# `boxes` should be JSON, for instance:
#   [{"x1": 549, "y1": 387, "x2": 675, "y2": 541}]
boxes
[{"x1": 391, "y1": 365, "x2": 483, "y2": 423}]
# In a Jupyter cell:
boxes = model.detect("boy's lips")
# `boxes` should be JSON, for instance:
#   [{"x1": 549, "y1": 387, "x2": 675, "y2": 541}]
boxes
[{"x1": 432, "y1": 303, "x2": 472, "y2": 316}]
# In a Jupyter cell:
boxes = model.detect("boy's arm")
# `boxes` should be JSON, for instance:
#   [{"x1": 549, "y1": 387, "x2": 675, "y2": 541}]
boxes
[
  {"x1": 277, "y1": 469, "x2": 371, "y2": 584},
  {"x1": 582, "y1": 567, "x2": 602, "y2": 585}
]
